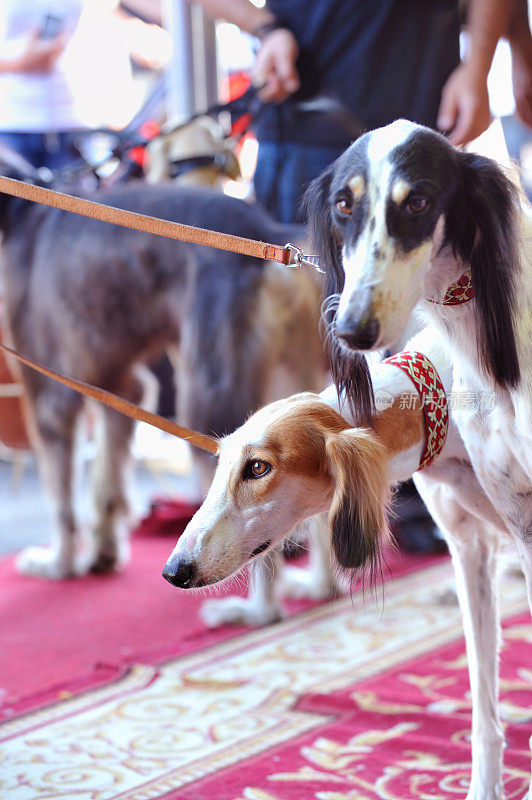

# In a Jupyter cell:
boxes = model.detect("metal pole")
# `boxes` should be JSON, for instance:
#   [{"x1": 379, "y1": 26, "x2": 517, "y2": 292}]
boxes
[
  {"x1": 192, "y1": 8, "x2": 219, "y2": 111},
  {"x1": 162, "y1": 0, "x2": 195, "y2": 123}
]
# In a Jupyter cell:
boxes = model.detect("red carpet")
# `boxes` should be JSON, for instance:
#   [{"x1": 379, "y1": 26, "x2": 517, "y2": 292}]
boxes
[
  {"x1": 170, "y1": 612, "x2": 532, "y2": 800},
  {"x1": 1, "y1": 535, "x2": 240, "y2": 715},
  {"x1": 0, "y1": 523, "x2": 431, "y2": 716},
  {"x1": 1, "y1": 528, "x2": 530, "y2": 800}
]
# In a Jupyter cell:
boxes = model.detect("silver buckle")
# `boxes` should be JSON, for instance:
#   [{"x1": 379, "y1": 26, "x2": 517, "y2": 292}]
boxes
[{"x1": 284, "y1": 243, "x2": 324, "y2": 273}]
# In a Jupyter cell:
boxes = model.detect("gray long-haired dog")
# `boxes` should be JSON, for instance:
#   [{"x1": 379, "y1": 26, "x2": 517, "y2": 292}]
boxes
[{"x1": 0, "y1": 153, "x2": 327, "y2": 585}]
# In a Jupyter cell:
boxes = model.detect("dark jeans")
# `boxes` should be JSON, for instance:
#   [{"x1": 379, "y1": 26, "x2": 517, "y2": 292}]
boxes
[
  {"x1": 254, "y1": 141, "x2": 346, "y2": 224},
  {"x1": 0, "y1": 131, "x2": 80, "y2": 171}
]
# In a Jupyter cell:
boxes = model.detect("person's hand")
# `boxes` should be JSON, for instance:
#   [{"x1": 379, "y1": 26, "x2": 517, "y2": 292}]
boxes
[
  {"x1": 511, "y1": 39, "x2": 532, "y2": 129},
  {"x1": 252, "y1": 28, "x2": 300, "y2": 103},
  {"x1": 13, "y1": 30, "x2": 66, "y2": 74},
  {"x1": 437, "y1": 63, "x2": 492, "y2": 145}
]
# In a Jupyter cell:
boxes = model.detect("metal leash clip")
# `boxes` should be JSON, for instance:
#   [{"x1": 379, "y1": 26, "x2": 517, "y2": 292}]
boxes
[{"x1": 284, "y1": 243, "x2": 324, "y2": 273}]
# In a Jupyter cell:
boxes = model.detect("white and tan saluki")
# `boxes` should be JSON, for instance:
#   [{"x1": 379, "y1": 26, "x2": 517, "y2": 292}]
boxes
[{"x1": 164, "y1": 326, "x2": 512, "y2": 800}]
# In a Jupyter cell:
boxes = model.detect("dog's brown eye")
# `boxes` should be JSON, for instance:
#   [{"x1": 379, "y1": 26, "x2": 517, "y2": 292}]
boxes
[
  {"x1": 243, "y1": 459, "x2": 272, "y2": 479},
  {"x1": 336, "y1": 198, "x2": 353, "y2": 216},
  {"x1": 406, "y1": 195, "x2": 429, "y2": 214},
  {"x1": 251, "y1": 460, "x2": 270, "y2": 478}
]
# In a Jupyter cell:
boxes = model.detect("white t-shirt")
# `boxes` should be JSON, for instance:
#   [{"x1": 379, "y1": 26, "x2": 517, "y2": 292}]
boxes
[{"x1": 0, "y1": 0, "x2": 134, "y2": 132}]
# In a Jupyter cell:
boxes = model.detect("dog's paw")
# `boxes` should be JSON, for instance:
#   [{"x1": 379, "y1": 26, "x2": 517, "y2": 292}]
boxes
[
  {"x1": 200, "y1": 596, "x2": 283, "y2": 628},
  {"x1": 280, "y1": 565, "x2": 346, "y2": 600},
  {"x1": 90, "y1": 538, "x2": 130, "y2": 575},
  {"x1": 15, "y1": 546, "x2": 88, "y2": 580},
  {"x1": 435, "y1": 586, "x2": 459, "y2": 606},
  {"x1": 465, "y1": 784, "x2": 504, "y2": 800}
]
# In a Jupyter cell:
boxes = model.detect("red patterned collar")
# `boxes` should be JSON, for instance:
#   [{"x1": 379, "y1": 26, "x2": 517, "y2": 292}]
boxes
[
  {"x1": 427, "y1": 272, "x2": 474, "y2": 305},
  {"x1": 382, "y1": 350, "x2": 448, "y2": 470}
]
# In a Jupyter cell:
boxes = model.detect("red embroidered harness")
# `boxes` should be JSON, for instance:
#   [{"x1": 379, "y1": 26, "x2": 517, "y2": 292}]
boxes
[
  {"x1": 380, "y1": 272, "x2": 472, "y2": 468},
  {"x1": 381, "y1": 351, "x2": 449, "y2": 470}
]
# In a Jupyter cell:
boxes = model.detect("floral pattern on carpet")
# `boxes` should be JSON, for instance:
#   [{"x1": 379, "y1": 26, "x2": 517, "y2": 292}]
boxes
[{"x1": 1, "y1": 562, "x2": 529, "y2": 800}]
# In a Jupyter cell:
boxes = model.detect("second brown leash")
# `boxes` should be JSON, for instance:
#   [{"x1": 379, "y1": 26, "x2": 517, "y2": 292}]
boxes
[
  {"x1": 0, "y1": 341, "x2": 219, "y2": 455},
  {"x1": 0, "y1": 175, "x2": 320, "y2": 269},
  {"x1": 0, "y1": 174, "x2": 321, "y2": 451}
]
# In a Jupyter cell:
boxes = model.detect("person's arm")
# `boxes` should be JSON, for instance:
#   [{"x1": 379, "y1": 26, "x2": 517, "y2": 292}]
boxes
[
  {"x1": 120, "y1": 0, "x2": 162, "y2": 26},
  {"x1": 0, "y1": 30, "x2": 65, "y2": 74},
  {"x1": 507, "y1": 0, "x2": 532, "y2": 128},
  {"x1": 189, "y1": 0, "x2": 300, "y2": 102},
  {"x1": 187, "y1": 0, "x2": 275, "y2": 34},
  {"x1": 438, "y1": 0, "x2": 510, "y2": 145}
]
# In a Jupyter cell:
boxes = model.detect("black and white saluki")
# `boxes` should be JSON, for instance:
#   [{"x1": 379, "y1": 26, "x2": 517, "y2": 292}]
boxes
[{"x1": 303, "y1": 119, "x2": 531, "y2": 800}]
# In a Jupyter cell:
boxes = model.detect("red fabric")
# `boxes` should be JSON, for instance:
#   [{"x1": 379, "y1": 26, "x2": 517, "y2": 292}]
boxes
[
  {"x1": 0, "y1": 537, "x2": 232, "y2": 716},
  {"x1": 0, "y1": 531, "x2": 437, "y2": 717},
  {"x1": 133, "y1": 497, "x2": 201, "y2": 537}
]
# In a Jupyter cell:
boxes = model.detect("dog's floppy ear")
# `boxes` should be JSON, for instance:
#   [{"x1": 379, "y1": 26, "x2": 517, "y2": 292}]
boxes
[
  {"x1": 446, "y1": 151, "x2": 520, "y2": 388},
  {"x1": 303, "y1": 162, "x2": 375, "y2": 427},
  {"x1": 303, "y1": 162, "x2": 343, "y2": 300},
  {"x1": 325, "y1": 428, "x2": 390, "y2": 578}
]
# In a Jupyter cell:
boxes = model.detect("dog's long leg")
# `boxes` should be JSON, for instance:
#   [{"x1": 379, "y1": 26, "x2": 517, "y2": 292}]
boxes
[
  {"x1": 448, "y1": 529, "x2": 503, "y2": 800},
  {"x1": 513, "y1": 522, "x2": 532, "y2": 615},
  {"x1": 514, "y1": 535, "x2": 532, "y2": 800},
  {"x1": 281, "y1": 514, "x2": 347, "y2": 600},
  {"x1": 415, "y1": 469, "x2": 504, "y2": 800},
  {"x1": 200, "y1": 549, "x2": 283, "y2": 628},
  {"x1": 89, "y1": 370, "x2": 146, "y2": 573},
  {"x1": 248, "y1": 550, "x2": 284, "y2": 622},
  {"x1": 200, "y1": 516, "x2": 346, "y2": 628},
  {"x1": 16, "y1": 384, "x2": 85, "y2": 579},
  {"x1": 90, "y1": 406, "x2": 134, "y2": 573}
]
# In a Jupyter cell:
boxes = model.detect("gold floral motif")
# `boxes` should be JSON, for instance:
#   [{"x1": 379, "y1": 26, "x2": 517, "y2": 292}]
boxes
[
  {"x1": 233, "y1": 789, "x2": 282, "y2": 800},
  {"x1": 235, "y1": 726, "x2": 530, "y2": 800},
  {"x1": 504, "y1": 624, "x2": 532, "y2": 642},
  {"x1": 1, "y1": 564, "x2": 527, "y2": 800}
]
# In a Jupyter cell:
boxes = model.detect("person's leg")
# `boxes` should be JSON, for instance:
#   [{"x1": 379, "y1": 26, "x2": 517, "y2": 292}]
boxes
[
  {"x1": 287, "y1": 143, "x2": 345, "y2": 223},
  {"x1": 0, "y1": 131, "x2": 79, "y2": 171},
  {"x1": 254, "y1": 140, "x2": 344, "y2": 224},
  {"x1": 42, "y1": 132, "x2": 80, "y2": 171},
  {"x1": 260, "y1": 142, "x2": 344, "y2": 224},
  {"x1": 253, "y1": 141, "x2": 282, "y2": 219},
  {"x1": 0, "y1": 132, "x2": 45, "y2": 167}
]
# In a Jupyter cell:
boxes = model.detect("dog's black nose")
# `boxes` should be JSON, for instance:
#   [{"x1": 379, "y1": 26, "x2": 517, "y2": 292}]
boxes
[
  {"x1": 336, "y1": 317, "x2": 380, "y2": 350},
  {"x1": 162, "y1": 555, "x2": 197, "y2": 588}
]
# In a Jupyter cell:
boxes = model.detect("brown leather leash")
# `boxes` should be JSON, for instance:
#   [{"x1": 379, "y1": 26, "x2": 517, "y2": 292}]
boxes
[
  {"x1": 0, "y1": 340, "x2": 219, "y2": 454},
  {"x1": 0, "y1": 174, "x2": 320, "y2": 451},
  {"x1": 0, "y1": 175, "x2": 320, "y2": 269}
]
